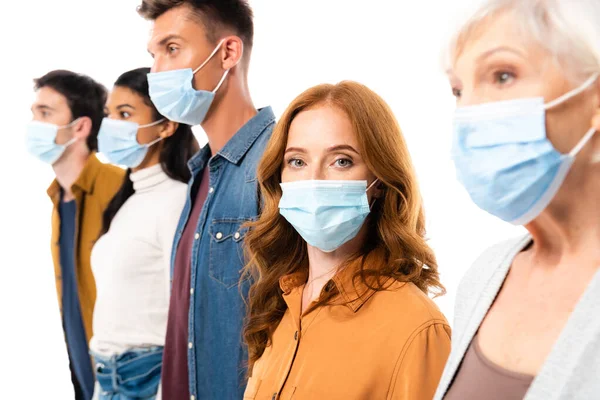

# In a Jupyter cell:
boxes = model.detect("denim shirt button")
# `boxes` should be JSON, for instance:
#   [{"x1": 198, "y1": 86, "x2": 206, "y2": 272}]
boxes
[
  {"x1": 191, "y1": 396, "x2": 195, "y2": 400},
  {"x1": 216, "y1": 232, "x2": 223, "y2": 240},
  {"x1": 209, "y1": 187, "x2": 214, "y2": 194},
  {"x1": 194, "y1": 233, "x2": 200, "y2": 240},
  {"x1": 234, "y1": 232, "x2": 241, "y2": 240},
  {"x1": 188, "y1": 342, "x2": 193, "y2": 349}
]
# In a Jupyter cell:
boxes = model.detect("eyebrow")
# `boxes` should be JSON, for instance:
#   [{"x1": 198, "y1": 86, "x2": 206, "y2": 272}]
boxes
[
  {"x1": 477, "y1": 46, "x2": 526, "y2": 62},
  {"x1": 117, "y1": 104, "x2": 135, "y2": 110},
  {"x1": 147, "y1": 34, "x2": 185, "y2": 54},
  {"x1": 31, "y1": 104, "x2": 54, "y2": 112},
  {"x1": 284, "y1": 144, "x2": 360, "y2": 155},
  {"x1": 326, "y1": 144, "x2": 359, "y2": 154}
]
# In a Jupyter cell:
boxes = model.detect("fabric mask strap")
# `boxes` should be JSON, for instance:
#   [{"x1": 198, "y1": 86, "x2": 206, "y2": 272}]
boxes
[
  {"x1": 62, "y1": 137, "x2": 78, "y2": 148},
  {"x1": 366, "y1": 178, "x2": 379, "y2": 192},
  {"x1": 58, "y1": 117, "x2": 81, "y2": 130},
  {"x1": 545, "y1": 73, "x2": 600, "y2": 110},
  {"x1": 569, "y1": 126, "x2": 597, "y2": 157},
  {"x1": 58, "y1": 118, "x2": 81, "y2": 148},
  {"x1": 212, "y1": 69, "x2": 230, "y2": 93},
  {"x1": 367, "y1": 178, "x2": 380, "y2": 209},
  {"x1": 145, "y1": 136, "x2": 163, "y2": 148},
  {"x1": 139, "y1": 118, "x2": 166, "y2": 129},
  {"x1": 193, "y1": 39, "x2": 227, "y2": 75},
  {"x1": 140, "y1": 119, "x2": 167, "y2": 147}
]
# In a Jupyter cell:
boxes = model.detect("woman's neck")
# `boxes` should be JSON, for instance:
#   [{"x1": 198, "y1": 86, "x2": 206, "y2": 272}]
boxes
[
  {"x1": 526, "y1": 162, "x2": 600, "y2": 266},
  {"x1": 302, "y1": 247, "x2": 345, "y2": 313},
  {"x1": 302, "y1": 228, "x2": 366, "y2": 313}
]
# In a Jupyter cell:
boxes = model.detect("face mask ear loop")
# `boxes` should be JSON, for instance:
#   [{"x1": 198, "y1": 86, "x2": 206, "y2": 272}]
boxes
[
  {"x1": 145, "y1": 136, "x2": 164, "y2": 148},
  {"x1": 63, "y1": 137, "x2": 78, "y2": 148},
  {"x1": 138, "y1": 118, "x2": 167, "y2": 147},
  {"x1": 58, "y1": 118, "x2": 82, "y2": 148},
  {"x1": 545, "y1": 73, "x2": 600, "y2": 110},
  {"x1": 367, "y1": 178, "x2": 380, "y2": 210},
  {"x1": 58, "y1": 117, "x2": 81, "y2": 130},
  {"x1": 139, "y1": 118, "x2": 166, "y2": 129},
  {"x1": 212, "y1": 69, "x2": 230, "y2": 93},
  {"x1": 569, "y1": 127, "x2": 597, "y2": 157},
  {"x1": 193, "y1": 39, "x2": 227, "y2": 75},
  {"x1": 366, "y1": 178, "x2": 379, "y2": 192}
]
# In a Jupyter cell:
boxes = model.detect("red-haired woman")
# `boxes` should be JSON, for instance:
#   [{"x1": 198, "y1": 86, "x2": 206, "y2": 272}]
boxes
[{"x1": 243, "y1": 81, "x2": 451, "y2": 399}]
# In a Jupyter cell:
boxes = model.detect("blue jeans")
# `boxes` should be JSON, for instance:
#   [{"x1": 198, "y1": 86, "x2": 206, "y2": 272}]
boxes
[{"x1": 92, "y1": 347, "x2": 163, "y2": 400}]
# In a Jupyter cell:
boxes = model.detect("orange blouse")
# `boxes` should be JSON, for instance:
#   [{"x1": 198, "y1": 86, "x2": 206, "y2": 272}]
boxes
[{"x1": 244, "y1": 268, "x2": 451, "y2": 400}]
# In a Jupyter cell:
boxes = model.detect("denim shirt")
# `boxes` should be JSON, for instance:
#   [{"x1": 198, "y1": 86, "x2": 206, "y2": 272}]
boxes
[{"x1": 171, "y1": 107, "x2": 275, "y2": 400}]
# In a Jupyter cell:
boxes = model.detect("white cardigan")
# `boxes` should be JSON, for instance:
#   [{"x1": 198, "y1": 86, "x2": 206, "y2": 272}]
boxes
[{"x1": 434, "y1": 234, "x2": 600, "y2": 400}]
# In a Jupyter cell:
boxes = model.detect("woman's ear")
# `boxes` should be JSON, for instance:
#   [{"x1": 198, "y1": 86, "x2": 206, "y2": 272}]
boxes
[
  {"x1": 592, "y1": 112, "x2": 600, "y2": 132},
  {"x1": 374, "y1": 184, "x2": 385, "y2": 199},
  {"x1": 158, "y1": 120, "x2": 178, "y2": 139},
  {"x1": 591, "y1": 111, "x2": 600, "y2": 163},
  {"x1": 372, "y1": 180, "x2": 385, "y2": 199}
]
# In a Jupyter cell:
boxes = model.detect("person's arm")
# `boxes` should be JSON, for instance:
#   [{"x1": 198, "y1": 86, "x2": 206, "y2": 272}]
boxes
[{"x1": 388, "y1": 322, "x2": 452, "y2": 400}]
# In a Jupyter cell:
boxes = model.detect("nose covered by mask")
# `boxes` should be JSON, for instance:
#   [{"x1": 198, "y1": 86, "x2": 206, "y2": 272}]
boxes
[
  {"x1": 452, "y1": 74, "x2": 599, "y2": 225},
  {"x1": 98, "y1": 118, "x2": 165, "y2": 168},
  {"x1": 147, "y1": 39, "x2": 230, "y2": 126},
  {"x1": 26, "y1": 119, "x2": 80, "y2": 164},
  {"x1": 279, "y1": 179, "x2": 379, "y2": 252}
]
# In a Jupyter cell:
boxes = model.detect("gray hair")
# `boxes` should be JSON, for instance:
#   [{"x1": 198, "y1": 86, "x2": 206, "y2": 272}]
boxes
[{"x1": 443, "y1": 0, "x2": 600, "y2": 82}]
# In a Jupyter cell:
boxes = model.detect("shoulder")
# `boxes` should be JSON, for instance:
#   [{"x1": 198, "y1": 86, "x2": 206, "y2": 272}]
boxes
[
  {"x1": 365, "y1": 281, "x2": 450, "y2": 348},
  {"x1": 373, "y1": 281, "x2": 449, "y2": 328},
  {"x1": 248, "y1": 110, "x2": 276, "y2": 154},
  {"x1": 95, "y1": 161, "x2": 126, "y2": 198},
  {"x1": 382, "y1": 284, "x2": 452, "y2": 399}
]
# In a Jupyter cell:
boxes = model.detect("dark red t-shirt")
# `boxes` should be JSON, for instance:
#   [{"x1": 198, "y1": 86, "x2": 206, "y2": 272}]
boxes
[{"x1": 161, "y1": 167, "x2": 210, "y2": 399}]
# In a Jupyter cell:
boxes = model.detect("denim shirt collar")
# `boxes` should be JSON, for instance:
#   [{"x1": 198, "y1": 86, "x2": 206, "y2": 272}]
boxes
[{"x1": 188, "y1": 106, "x2": 275, "y2": 172}]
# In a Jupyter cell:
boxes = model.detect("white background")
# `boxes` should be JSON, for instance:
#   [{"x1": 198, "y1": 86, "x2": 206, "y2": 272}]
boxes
[{"x1": 1, "y1": 0, "x2": 523, "y2": 397}]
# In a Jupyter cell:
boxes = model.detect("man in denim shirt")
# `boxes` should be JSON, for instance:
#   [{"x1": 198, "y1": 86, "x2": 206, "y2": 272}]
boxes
[{"x1": 140, "y1": 1, "x2": 275, "y2": 399}]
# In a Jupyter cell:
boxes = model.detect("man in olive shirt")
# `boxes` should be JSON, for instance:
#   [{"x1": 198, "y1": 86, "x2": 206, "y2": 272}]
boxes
[{"x1": 27, "y1": 70, "x2": 124, "y2": 399}]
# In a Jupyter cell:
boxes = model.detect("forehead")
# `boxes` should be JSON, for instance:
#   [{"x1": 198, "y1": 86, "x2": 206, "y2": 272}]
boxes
[
  {"x1": 106, "y1": 86, "x2": 145, "y2": 106},
  {"x1": 452, "y1": 11, "x2": 542, "y2": 74},
  {"x1": 33, "y1": 86, "x2": 69, "y2": 110},
  {"x1": 287, "y1": 105, "x2": 357, "y2": 149},
  {"x1": 149, "y1": 5, "x2": 208, "y2": 47}
]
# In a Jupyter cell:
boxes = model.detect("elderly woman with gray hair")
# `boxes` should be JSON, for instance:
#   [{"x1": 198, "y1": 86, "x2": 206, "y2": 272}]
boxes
[{"x1": 435, "y1": 0, "x2": 600, "y2": 399}]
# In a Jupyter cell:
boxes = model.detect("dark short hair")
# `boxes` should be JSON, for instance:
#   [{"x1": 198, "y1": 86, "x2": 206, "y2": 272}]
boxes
[
  {"x1": 138, "y1": 0, "x2": 254, "y2": 50},
  {"x1": 34, "y1": 70, "x2": 107, "y2": 152}
]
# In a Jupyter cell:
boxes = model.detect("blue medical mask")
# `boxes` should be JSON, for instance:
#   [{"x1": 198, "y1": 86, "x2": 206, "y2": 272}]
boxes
[
  {"x1": 452, "y1": 74, "x2": 599, "y2": 225},
  {"x1": 147, "y1": 39, "x2": 230, "y2": 126},
  {"x1": 26, "y1": 119, "x2": 80, "y2": 164},
  {"x1": 98, "y1": 118, "x2": 165, "y2": 168},
  {"x1": 279, "y1": 179, "x2": 379, "y2": 252}
]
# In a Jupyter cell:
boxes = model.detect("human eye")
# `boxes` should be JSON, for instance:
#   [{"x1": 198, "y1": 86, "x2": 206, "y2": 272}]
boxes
[
  {"x1": 493, "y1": 70, "x2": 516, "y2": 86},
  {"x1": 333, "y1": 157, "x2": 353, "y2": 168},
  {"x1": 286, "y1": 158, "x2": 306, "y2": 169}
]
